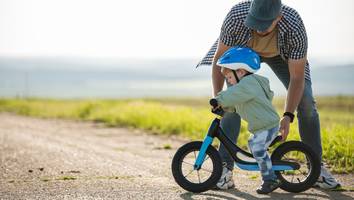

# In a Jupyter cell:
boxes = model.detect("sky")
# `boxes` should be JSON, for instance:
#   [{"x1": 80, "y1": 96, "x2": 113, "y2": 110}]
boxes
[{"x1": 1, "y1": 0, "x2": 354, "y2": 62}]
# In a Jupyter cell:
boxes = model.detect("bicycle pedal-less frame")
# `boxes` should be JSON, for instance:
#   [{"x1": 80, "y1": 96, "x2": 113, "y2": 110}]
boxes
[{"x1": 194, "y1": 118, "x2": 300, "y2": 172}]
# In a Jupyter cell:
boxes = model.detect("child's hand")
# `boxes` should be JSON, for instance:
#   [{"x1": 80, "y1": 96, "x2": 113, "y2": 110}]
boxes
[
  {"x1": 209, "y1": 98, "x2": 224, "y2": 116},
  {"x1": 209, "y1": 98, "x2": 221, "y2": 111},
  {"x1": 211, "y1": 105, "x2": 221, "y2": 112},
  {"x1": 211, "y1": 105, "x2": 225, "y2": 116}
]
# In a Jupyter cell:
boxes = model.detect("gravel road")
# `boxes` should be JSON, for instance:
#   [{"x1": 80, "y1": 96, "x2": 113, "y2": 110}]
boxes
[{"x1": 0, "y1": 113, "x2": 353, "y2": 200}]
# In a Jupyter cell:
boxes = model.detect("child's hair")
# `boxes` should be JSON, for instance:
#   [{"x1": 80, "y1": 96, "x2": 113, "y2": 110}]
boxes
[
  {"x1": 221, "y1": 67, "x2": 248, "y2": 76},
  {"x1": 221, "y1": 67, "x2": 232, "y2": 76}
]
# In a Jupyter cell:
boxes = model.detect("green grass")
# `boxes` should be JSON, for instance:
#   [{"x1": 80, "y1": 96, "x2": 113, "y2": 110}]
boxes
[
  {"x1": 56, "y1": 176, "x2": 76, "y2": 181},
  {"x1": 248, "y1": 174, "x2": 259, "y2": 180},
  {"x1": 0, "y1": 96, "x2": 353, "y2": 173}
]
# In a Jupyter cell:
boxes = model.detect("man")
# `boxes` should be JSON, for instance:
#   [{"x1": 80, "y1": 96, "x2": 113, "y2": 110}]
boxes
[{"x1": 196, "y1": 0, "x2": 340, "y2": 190}]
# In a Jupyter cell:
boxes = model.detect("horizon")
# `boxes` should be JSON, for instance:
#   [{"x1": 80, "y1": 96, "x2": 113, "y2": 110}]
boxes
[
  {"x1": 1, "y1": 56, "x2": 354, "y2": 70},
  {"x1": 1, "y1": 58, "x2": 354, "y2": 98}
]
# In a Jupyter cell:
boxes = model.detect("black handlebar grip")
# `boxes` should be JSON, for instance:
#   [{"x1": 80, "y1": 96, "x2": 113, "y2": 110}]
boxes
[{"x1": 209, "y1": 98, "x2": 218, "y2": 108}]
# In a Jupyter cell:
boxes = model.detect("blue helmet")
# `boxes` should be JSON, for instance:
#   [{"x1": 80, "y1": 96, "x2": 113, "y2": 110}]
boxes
[{"x1": 217, "y1": 46, "x2": 260, "y2": 73}]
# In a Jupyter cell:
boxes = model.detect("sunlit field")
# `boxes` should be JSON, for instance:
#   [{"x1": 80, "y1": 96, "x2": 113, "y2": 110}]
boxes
[{"x1": 0, "y1": 96, "x2": 353, "y2": 173}]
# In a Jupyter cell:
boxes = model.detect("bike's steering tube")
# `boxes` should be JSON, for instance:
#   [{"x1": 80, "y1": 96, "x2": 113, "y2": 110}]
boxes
[{"x1": 209, "y1": 98, "x2": 225, "y2": 116}]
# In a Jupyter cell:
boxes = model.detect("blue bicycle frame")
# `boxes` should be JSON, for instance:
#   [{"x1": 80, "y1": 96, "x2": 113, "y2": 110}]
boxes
[{"x1": 194, "y1": 118, "x2": 299, "y2": 171}]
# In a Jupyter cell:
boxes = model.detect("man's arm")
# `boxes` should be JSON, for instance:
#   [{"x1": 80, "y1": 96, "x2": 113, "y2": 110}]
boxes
[
  {"x1": 280, "y1": 58, "x2": 306, "y2": 141},
  {"x1": 212, "y1": 41, "x2": 232, "y2": 97}
]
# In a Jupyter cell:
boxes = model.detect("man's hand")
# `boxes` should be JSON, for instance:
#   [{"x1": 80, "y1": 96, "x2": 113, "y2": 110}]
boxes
[
  {"x1": 280, "y1": 58, "x2": 306, "y2": 141},
  {"x1": 279, "y1": 116, "x2": 291, "y2": 141}
]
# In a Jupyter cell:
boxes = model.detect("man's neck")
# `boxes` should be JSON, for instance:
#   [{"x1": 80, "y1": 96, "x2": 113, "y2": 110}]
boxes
[{"x1": 254, "y1": 27, "x2": 278, "y2": 37}]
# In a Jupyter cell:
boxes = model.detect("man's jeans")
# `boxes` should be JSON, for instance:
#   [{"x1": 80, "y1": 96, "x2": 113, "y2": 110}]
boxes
[{"x1": 219, "y1": 55, "x2": 322, "y2": 170}]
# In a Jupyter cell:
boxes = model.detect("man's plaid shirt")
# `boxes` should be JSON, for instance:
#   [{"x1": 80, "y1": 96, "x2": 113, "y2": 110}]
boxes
[{"x1": 197, "y1": 0, "x2": 311, "y2": 80}]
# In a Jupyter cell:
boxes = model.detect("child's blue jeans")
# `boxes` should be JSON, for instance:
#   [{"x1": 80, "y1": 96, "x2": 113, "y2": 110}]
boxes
[{"x1": 248, "y1": 126, "x2": 279, "y2": 181}]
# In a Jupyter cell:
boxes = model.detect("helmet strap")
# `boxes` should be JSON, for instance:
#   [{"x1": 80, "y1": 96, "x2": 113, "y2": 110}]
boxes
[
  {"x1": 232, "y1": 70, "x2": 240, "y2": 83},
  {"x1": 232, "y1": 70, "x2": 253, "y2": 83},
  {"x1": 245, "y1": 72, "x2": 253, "y2": 77}
]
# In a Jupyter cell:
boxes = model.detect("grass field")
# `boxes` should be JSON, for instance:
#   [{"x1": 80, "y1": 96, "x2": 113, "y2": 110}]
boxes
[{"x1": 0, "y1": 96, "x2": 353, "y2": 173}]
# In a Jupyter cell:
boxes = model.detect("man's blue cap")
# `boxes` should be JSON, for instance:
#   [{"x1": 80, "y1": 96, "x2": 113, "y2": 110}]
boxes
[{"x1": 245, "y1": 0, "x2": 282, "y2": 32}]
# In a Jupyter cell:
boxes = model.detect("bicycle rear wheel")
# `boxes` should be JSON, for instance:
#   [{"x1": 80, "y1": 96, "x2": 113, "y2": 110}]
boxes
[
  {"x1": 171, "y1": 141, "x2": 222, "y2": 193},
  {"x1": 271, "y1": 141, "x2": 321, "y2": 193}
]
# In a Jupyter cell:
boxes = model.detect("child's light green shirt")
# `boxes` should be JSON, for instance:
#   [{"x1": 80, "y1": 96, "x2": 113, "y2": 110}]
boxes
[{"x1": 216, "y1": 74, "x2": 280, "y2": 133}]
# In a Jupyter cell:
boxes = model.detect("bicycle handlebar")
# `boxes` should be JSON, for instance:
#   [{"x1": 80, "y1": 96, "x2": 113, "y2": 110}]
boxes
[
  {"x1": 209, "y1": 98, "x2": 219, "y2": 108},
  {"x1": 209, "y1": 98, "x2": 225, "y2": 116}
]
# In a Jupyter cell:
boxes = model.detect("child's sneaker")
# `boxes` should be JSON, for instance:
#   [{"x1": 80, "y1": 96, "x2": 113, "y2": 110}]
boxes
[
  {"x1": 215, "y1": 164, "x2": 234, "y2": 190},
  {"x1": 256, "y1": 179, "x2": 281, "y2": 194},
  {"x1": 314, "y1": 166, "x2": 341, "y2": 189}
]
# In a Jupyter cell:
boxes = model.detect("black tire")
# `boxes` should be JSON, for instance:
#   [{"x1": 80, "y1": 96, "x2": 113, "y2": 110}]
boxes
[
  {"x1": 171, "y1": 141, "x2": 222, "y2": 193},
  {"x1": 271, "y1": 141, "x2": 321, "y2": 193}
]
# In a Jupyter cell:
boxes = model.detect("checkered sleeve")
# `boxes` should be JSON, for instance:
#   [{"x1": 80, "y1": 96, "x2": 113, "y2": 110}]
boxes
[
  {"x1": 195, "y1": 39, "x2": 218, "y2": 67},
  {"x1": 288, "y1": 15, "x2": 308, "y2": 60},
  {"x1": 219, "y1": 8, "x2": 238, "y2": 47},
  {"x1": 196, "y1": 2, "x2": 250, "y2": 68}
]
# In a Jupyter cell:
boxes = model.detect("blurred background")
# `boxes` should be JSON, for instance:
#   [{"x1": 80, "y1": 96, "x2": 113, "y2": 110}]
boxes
[
  {"x1": 1, "y1": 0, "x2": 354, "y2": 98},
  {"x1": 1, "y1": 0, "x2": 354, "y2": 174}
]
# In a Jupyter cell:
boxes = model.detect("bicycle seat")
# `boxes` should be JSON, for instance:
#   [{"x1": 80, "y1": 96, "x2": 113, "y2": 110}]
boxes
[{"x1": 269, "y1": 135, "x2": 282, "y2": 147}]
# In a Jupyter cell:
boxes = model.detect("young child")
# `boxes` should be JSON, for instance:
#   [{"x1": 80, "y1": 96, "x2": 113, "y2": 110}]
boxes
[{"x1": 214, "y1": 46, "x2": 281, "y2": 194}]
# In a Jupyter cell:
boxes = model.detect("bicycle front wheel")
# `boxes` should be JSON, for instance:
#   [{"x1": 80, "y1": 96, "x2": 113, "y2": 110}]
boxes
[{"x1": 171, "y1": 141, "x2": 222, "y2": 193}]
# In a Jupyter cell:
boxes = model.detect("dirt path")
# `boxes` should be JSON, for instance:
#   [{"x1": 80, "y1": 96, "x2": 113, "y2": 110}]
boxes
[{"x1": 0, "y1": 113, "x2": 353, "y2": 200}]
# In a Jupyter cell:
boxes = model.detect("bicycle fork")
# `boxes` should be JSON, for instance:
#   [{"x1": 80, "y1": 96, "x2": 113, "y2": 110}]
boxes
[{"x1": 194, "y1": 118, "x2": 220, "y2": 170}]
